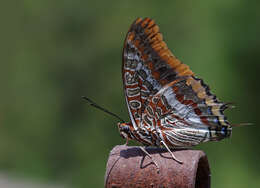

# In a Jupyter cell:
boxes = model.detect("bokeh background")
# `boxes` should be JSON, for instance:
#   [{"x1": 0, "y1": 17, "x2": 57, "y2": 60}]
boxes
[{"x1": 1, "y1": 1, "x2": 259, "y2": 187}]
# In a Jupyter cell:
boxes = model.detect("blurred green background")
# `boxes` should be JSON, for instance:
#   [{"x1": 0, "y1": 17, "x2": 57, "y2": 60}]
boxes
[{"x1": 0, "y1": 0, "x2": 259, "y2": 187}]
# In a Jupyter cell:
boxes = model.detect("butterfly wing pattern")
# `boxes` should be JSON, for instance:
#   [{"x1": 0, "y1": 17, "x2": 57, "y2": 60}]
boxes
[{"x1": 118, "y1": 18, "x2": 232, "y2": 153}]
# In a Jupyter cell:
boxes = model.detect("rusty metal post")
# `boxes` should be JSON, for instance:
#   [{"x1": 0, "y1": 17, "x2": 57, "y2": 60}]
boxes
[{"x1": 105, "y1": 145, "x2": 210, "y2": 188}]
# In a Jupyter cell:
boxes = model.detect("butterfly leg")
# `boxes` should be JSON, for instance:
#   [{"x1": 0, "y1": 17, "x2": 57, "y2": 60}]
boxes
[
  {"x1": 160, "y1": 140, "x2": 183, "y2": 164},
  {"x1": 139, "y1": 146, "x2": 160, "y2": 173},
  {"x1": 124, "y1": 138, "x2": 129, "y2": 146}
]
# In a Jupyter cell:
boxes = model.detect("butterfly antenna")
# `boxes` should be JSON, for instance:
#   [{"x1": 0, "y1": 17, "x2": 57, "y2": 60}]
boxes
[{"x1": 82, "y1": 96, "x2": 125, "y2": 122}]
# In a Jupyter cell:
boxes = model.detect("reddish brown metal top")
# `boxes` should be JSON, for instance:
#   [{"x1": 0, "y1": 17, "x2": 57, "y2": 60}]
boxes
[{"x1": 105, "y1": 145, "x2": 210, "y2": 188}]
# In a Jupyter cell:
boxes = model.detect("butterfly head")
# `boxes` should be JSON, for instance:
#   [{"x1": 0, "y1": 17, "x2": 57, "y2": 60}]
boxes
[{"x1": 117, "y1": 122, "x2": 133, "y2": 140}]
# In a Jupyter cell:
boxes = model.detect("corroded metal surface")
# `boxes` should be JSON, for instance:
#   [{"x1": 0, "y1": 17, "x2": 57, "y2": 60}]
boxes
[{"x1": 105, "y1": 145, "x2": 210, "y2": 188}]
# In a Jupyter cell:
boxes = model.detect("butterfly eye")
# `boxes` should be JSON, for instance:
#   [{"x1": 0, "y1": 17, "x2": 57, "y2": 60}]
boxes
[{"x1": 121, "y1": 126, "x2": 130, "y2": 132}]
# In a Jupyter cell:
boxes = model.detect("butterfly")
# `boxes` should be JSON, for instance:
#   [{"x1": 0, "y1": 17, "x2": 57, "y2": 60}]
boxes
[
  {"x1": 83, "y1": 17, "x2": 240, "y2": 172},
  {"x1": 117, "y1": 17, "x2": 233, "y2": 168}
]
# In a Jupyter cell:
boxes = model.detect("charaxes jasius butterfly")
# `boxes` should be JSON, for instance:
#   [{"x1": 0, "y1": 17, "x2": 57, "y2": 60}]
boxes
[
  {"x1": 83, "y1": 17, "x2": 239, "y2": 171},
  {"x1": 117, "y1": 17, "x2": 234, "y2": 165}
]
